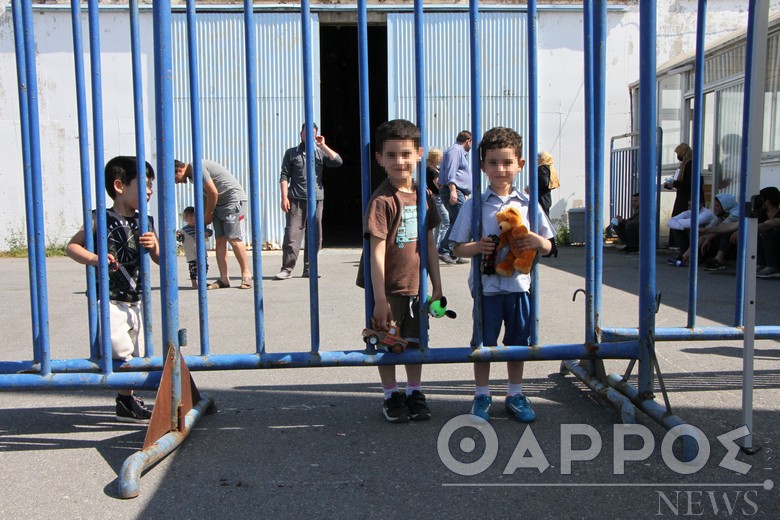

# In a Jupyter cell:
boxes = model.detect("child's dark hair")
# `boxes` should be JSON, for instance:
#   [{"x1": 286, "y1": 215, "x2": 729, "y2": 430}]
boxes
[
  {"x1": 478, "y1": 127, "x2": 523, "y2": 161},
  {"x1": 759, "y1": 186, "x2": 780, "y2": 206},
  {"x1": 375, "y1": 119, "x2": 421, "y2": 154},
  {"x1": 105, "y1": 156, "x2": 154, "y2": 200},
  {"x1": 182, "y1": 206, "x2": 195, "y2": 217}
]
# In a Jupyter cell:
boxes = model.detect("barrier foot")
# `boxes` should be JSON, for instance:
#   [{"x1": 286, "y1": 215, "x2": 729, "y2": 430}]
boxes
[
  {"x1": 607, "y1": 373, "x2": 697, "y2": 460},
  {"x1": 563, "y1": 360, "x2": 637, "y2": 424},
  {"x1": 117, "y1": 346, "x2": 215, "y2": 499}
]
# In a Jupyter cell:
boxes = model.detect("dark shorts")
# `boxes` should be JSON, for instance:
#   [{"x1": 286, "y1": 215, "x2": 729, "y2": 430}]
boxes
[
  {"x1": 212, "y1": 200, "x2": 247, "y2": 240},
  {"x1": 388, "y1": 294, "x2": 420, "y2": 344}
]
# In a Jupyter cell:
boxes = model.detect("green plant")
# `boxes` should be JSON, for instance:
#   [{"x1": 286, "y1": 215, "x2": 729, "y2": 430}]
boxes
[
  {"x1": 555, "y1": 220, "x2": 570, "y2": 246},
  {"x1": 1, "y1": 225, "x2": 69, "y2": 258}
]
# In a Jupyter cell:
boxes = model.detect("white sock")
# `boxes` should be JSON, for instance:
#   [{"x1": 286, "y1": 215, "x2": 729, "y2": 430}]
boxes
[
  {"x1": 475, "y1": 386, "x2": 491, "y2": 397},
  {"x1": 507, "y1": 383, "x2": 523, "y2": 397},
  {"x1": 383, "y1": 386, "x2": 399, "y2": 399}
]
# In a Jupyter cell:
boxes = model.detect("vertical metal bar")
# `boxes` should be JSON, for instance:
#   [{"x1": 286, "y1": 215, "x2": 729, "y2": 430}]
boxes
[
  {"x1": 153, "y1": 0, "x2": 180, "y2": 355},
  {"x1": 687, "y1": 0, "x2": 706, "y2": 328},
  {"x1": 21, "y1": 0, "x2": 52, "y2": 376},
  {"x1": 413, "y1": 0, "x2": 430, "y2": 348},
  {"x1": 593, "y1": 0, "x2": 607, "y2": 334},
  {"x1": 469, "y1": 0, "x2": 483, "y2": 347},
  {"x1": 129, "y1": 0, "x2": 154, "y2": 357},
  {"x1": 242, "y1": 0, "x2": 265, "y2": 354},
  {"x1": 527, "y1": 0, "x2": 539, "y2": 345},
  {"x1": 300, "y1": 0, "x2": 321, "y2": 353},
  {"x1": 655, "y1": 128, "x2": 663, "y2": 249},
  {"x1": 185, "y1": 0, "x2": 211, "y2": 355},
  {"x1": 583, "y1": 1, "x2": 595, "y2": 346},
  {"x1": 11, "y1": 0, "x2": 41, "y2": 365},
  {"x1": 69, "y1": 0, "x2": 99, "y2": 361},
  {"x1": 358, "y1": 0, "x2": 374, "y2": 329},
  {"x1": 87, "y1": 0, "x2": 112, "y2": 375},
  {"x1": 739, "y1": 0, "x2": 768, "y2": 451},
  {"x1": 638, "y1": 0, "x2": 658, "y2": 396}
]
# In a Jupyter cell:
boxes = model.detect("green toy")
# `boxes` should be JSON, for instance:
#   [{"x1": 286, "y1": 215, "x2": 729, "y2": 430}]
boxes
[{"x1": 427, "y1": 296, "x2": 457, "y2": 319}]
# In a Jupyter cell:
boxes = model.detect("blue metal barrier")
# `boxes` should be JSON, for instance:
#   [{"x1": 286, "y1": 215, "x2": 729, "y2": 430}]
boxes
[{"x1": 3, "y1": 0, "x2": 774, "y2": 497}]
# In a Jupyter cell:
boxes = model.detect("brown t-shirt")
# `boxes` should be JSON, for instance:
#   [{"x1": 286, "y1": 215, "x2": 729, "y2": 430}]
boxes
[{"x1": 362, "y1": 180, "x2": 441, "y2": 296}]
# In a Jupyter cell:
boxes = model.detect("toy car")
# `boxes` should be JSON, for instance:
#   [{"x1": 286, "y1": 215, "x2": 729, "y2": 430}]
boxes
[{"x1": 362, "y1": 326, "x2": 408, "y2": 354}]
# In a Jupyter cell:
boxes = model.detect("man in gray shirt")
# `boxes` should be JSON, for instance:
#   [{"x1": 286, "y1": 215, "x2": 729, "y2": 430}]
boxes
[
  {"x1": 174, "y1": 159, "x2": 253, "y2": 289},
  {"x1": 275, "y1": 123, "x2": 343, "y2": 279},
  {"x1": 437, "y1": 130, "x2": 472, "y2": 264}
]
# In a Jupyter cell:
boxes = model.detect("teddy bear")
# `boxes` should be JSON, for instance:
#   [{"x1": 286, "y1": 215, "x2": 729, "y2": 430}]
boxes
[{"x1": 494, "y1": 206, "x2": 537, "y2": 276}]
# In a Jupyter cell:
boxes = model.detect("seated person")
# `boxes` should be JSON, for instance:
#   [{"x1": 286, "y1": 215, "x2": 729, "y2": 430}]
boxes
[
  {"x1": 666, "y1": 200, "x2": 716, "y2": 266},
  {"x1": 757, "y1": 186, "x2": 780, "y2": 278},
  {"x1": 612, "y1": 192, "x2": 640, "y2": 253},
  {"x1": 699, "y1": 193, "x2": 739, "y2": 271}
]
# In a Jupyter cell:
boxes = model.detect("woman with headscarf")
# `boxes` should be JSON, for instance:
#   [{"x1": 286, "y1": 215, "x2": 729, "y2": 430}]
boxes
[
  {"x1": 537, "y1": 151, "x2": 558, "y2": 257},
  {"x1": 665, "y1": 143, "x2": 704, "y2": 218}
]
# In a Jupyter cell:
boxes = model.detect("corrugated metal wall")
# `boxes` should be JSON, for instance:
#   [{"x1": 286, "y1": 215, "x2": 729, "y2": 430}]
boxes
[
  {"x1": 388, "y1": 12, "x2": 530, "y2": 189},
  {"x1": 171, "y1": 13, "x2": 321, "y2": 248}
]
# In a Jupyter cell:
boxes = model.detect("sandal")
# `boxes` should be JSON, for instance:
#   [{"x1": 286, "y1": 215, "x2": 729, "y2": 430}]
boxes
[
  {"x1": 207, "y1": 279, "x2": 230, "y2": 290},
  {"x1": 240, "y1": 278, "x2": 253, "y2": 289}
]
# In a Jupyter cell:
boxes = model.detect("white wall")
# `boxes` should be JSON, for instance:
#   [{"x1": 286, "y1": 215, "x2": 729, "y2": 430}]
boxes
[{"x1": 0, "y1": 9, "x2": 156, "y2": 250}]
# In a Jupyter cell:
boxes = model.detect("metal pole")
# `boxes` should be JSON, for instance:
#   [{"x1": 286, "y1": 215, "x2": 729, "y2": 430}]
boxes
[
  {"x1": 185, "y1": 0, "x2": 213, "y2": 355},
  {"x1": 527, "y1": 0, "x2": 540, "y2": 345},
  {"x1": 583, "y1": 0, "x2": 596, "y2": 347},
  {"x1": 687, "y1": 0, "x2": 707, "y2": 328},
  {"x1": 243, "y1": 0, "x2": 265, "y2": 354},
  {"x1": 637, "y1": 0, "x2": 658, "y2": 397},
  {"x1": 413, "y1": 0, "x2": 430, "y2": 348},
  {"x1": 739, "y1": 0, "x2": 768, "y2": 452},
  {"x1": 357, "y1": 0, "x2": 373, "y2": 329},
  {"x1": 300, "y1": 0, "x2": 321, "y2": 353},
  {"x1": 468, "y1": 0, "x2": 484, "y2": 347},
  {"x1": 129, "y1": 0, "x2": 154, "y2": 356}
]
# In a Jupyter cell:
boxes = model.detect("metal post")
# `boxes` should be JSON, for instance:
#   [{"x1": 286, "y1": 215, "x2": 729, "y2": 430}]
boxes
[
  {"x1": 527, "y1": 0, "x2": 540, "y2": 345},
  {"x1": 243, "y1": 0, "x2": 265, "y2": 354},
  {"x1": 185, "y1": 0, "x2": 213, "y2": 356},
  {"x1": 130, "y1": 0, "x2": 154, "y2": 356},
  {"x1": 687, "y1": 0, "x2": 707, "y2": 328},
  {"x1": 738, "y1": 0, "x2": 769, "y2": 452},
  {"x1": 468, "y1": 0, "x2": 484, "y2": 347},
  {"x1": 153, "y1": 0, "x2": 180, "y2": 355},
  {"x1": 414, "y1": 0, "x2": 430, "y2": 348},
  {"x1": 583, "y1": 0, "x2": 596, "y2": 348},
  {"x1": 300, "y1": 0, "x2": 321, "y2": 354},
  {"x1": 637, "y1": 0, "x2": 658, "y2": 397},
  {"x1": 357, "y1": 0, "x2": 374, "y2": 329}
]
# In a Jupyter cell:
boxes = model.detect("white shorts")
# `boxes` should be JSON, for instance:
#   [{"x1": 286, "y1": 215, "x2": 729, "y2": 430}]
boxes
[{"x1": 104, "y1": 301, "x2": 145, "y2": 361}]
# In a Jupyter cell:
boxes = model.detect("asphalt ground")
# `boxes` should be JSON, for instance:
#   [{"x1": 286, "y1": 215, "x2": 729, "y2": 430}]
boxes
[{"x1": 1, "y1": 245, "x2": 778, "y2": 519}]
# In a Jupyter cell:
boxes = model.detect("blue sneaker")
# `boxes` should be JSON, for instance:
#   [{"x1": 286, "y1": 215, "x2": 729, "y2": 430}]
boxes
[
  {"x1": 505, "y1": 394, "x2": 536, "y2": 423},
  {"x1": 470, "y1": 395, "x2": 492, "y2": 421}
]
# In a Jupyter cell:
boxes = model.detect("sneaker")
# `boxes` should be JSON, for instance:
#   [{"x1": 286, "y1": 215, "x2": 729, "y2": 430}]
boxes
[
  {"x1": 406, "y1": 390, "x2": 431, "y2": 421},
  {"x1": 301, "y1": 270, "x2": 321, "y2": 279},
  {"x1": 455, "y1": 256, "x2": 469, "y2": 264},
  {"x1": 703, "y1": 259, "x2": 726, "y2": 271},
  {"x1": 505, "y1": 394, "x2": 536, "y2": 423},
  {"x1": 274, "y1": 270, "x2": 292, "y2": 280},
  {"x1": 116, "y1": 395, "x2": 152, "y2": 424},
  {"x1": 382, "y1": 391, "x2": 410, "y2": 423},
  {"x1": 757, "y1": 266, "x2": 780, "y2": 278},
  {"x1": 470, "y1": 395, "x2": 492, "y2": 421},
  {"x1": 438, "y1": 252, "x2": 457, "y2": 265}
]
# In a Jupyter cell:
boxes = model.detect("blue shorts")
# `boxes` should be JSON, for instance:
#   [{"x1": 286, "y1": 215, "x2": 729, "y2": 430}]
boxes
[{"x1": 471, "y1": 292, "x2": 531, "y2": 348}]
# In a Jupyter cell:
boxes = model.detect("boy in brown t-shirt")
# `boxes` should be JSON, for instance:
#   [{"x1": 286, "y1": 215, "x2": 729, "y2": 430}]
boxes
[{"x1": 363, "y1": 119, "x2": 443, "y2": 423}]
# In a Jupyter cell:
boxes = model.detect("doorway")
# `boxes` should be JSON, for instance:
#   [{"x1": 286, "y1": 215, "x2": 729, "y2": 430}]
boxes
[{"x1": 320, "y1": 25, "x2": 388, "y2": 248}]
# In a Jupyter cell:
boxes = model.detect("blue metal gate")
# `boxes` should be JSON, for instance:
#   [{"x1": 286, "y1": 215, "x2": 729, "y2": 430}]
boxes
[{"x1": 2, "y1": 0, "x2": 775, "y2": 499}]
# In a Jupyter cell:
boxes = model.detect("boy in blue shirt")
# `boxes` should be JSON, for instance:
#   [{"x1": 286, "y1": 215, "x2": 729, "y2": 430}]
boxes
[{"x1": 449, "y1": 127, "x2": 555, "y2": 422}]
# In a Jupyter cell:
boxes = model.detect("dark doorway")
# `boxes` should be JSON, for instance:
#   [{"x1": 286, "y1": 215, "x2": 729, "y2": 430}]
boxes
[{"x1": 320, "y1": 25, "x2": 388, "y2": 248}]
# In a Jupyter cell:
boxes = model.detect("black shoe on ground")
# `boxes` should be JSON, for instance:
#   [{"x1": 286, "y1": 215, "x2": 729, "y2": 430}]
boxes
[
  {"x1": 383, "y1": 391, "x2": 410, "y2": 423},
  {"x1": 406, "y1": 390, "x2": 431, "y2": 421},
  {"x1": 116, "y1": 395, "x2": 153, "y2": 424}
]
